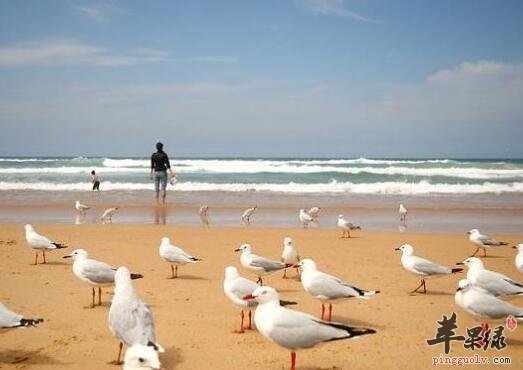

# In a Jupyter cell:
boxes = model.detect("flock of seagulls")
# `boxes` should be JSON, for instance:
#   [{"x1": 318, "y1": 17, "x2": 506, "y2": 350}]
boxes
[{"x1": 3, "y1": 202, "x2": 522, "y2": 370}]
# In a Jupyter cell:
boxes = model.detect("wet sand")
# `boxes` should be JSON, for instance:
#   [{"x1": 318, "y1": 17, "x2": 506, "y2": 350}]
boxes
[{"x1": 1, "y1": 225, "x2": 523, "y2": 369}]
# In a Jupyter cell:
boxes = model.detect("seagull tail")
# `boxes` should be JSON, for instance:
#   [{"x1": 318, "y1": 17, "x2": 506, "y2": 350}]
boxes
[
  {"x1": 451, "y1": 268, "x2": 464, "y2": 274},
  {"x1": 147, "y1": 341, "x2": 165, "y2": 353},
  {"x1": 52, "y1": 243, "x2": 67, "y2": 249},
  {"x1": 279, "y1": 300, "x2": 298, "y2": 306},
  {"x1": 322, "y1": 322, "x2": 376, "y2": 342},
  {"x1": 18, "y1": 318, "x2": 44, "y2": 328},
  {"x1": 130, "y1": 273, "x2": 144, "y2": 280},
  {"x1": 191, "y1": 257, "x2": 202, "y2": 262},
  {"x1": 500, "y1": 242, "x2": 509, "y2": 246},
  {"x1": 362, "y1": 290, "x2": 380, "y2": 297}
]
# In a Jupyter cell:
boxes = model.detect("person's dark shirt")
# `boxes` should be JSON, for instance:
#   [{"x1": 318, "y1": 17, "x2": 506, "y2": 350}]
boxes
[{"x1": 151, "y1": 151, "x2": 171, "y2": 172}]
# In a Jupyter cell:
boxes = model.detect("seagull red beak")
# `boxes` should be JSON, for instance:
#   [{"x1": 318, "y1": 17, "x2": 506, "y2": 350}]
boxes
[{"x1": 243, "y1": 294, "x2": 255, "y2": 300}]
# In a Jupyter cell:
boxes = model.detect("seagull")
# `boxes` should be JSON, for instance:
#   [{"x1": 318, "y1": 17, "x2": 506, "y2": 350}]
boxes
[
  {"x1": 75, "y1": 200, "x2": 90, "y2": 215},
  {"x1": 399, "y1": 204, "x2": 407, "y2": 222},
  {"x1": 281, "y1": 237, "x2": 300, "y2": 279},
  {"x1": 198, "y1": 205, "x2": 209, "y2": 226},
  {"x1": 123, "y1": 344, "x2": 164, "y2": 370},
  {"x1": 337, "y1": 214, "x2": 361, "y2": 238},
  {"x1": 235, "y1": 244, "x2": 290, "y2": 285},
  {"x1": 24, "y1": 224, "x2": 67, "y2": 265},
  {"x1": 299, "y1": 209, "x2": 313, "y2": 228},
  {"x1": 223, "y1": 266, "x2": 297, "y2": 334},
  {"x1": 514, "y1": 244, "x2": 523, "y2": 274},
  {"x1": 159, "y1": 237, "x2": 201, "y2": 279},
  {"x1": 457, "y1": 257, "x2": 523, "y2": 297},
  {"x1": 63, "y1": 249, "x2": 143, "y2": 308},
  {"x1": 101, "y1": 207, "x2": 119, "y2": 223},
  {"x1": 243, "y1": 286, "x2": 376, "y2": 370},
  {"x1": 308, "y1": 206, "x2": 321, "y2": 221},
  {"x1": 297, "y1": 259, "x2": 379, "y2": 321},
  {"x1": 0, "y1": 302, "x2": 43, "y2": 329},
  {"x1": 109, "y1": 267, "x2": 164, "y2": 365},
  {"x1": 395, "y1": 243, "x2": 463, "y2": 293},
  {"x1": 241, "y1": 206, "x2": 257, "y2": 225},
  {"x1": 467, "y1": 229, "x2": 508, "y2": 257}
]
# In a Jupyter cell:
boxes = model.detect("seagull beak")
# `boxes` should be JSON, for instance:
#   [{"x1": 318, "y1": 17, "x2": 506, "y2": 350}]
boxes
[
  {"x1": 456, "y1": 287, "x2": 463, "y2": 292},
  {"x1": 456, "y1": 262, "x2": 464, "y2": 265},
  {"x1": 234, "y1": 248, "x2": 241, "y2": 252},
  {"x1": 243, "y1": 294, "x2": 255, "y2": 300},
  {"x1": 292, "y1": 264, "x2": 300, "y2": 268},
  {"x1": 62, "y1": 255, "x2": 72, "y2": 259},
  {"x1": 513, "y1": 246, "x2": 518, "y2": 249},
  {"x1": 394, "y1": 248, "x2": 401, "y2": 251}
]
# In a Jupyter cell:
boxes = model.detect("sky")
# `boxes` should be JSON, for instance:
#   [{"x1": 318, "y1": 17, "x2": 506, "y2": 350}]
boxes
[{"x1": 0, "y1": 0, "x2": 522, "y2": 158}]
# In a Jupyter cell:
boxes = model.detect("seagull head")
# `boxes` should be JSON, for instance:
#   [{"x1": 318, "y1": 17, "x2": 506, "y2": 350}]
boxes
[
  {"x1": 243, "y1": 286, "x2": 279, "y2": 305},
  {"x1": 457, "y1": 257, "x2": 484, "y2": 270},
  {"x1": 467, "y1": 229, "x2": 479, "y2": 235},
  {"x1": 123, "y1": 344, "x2": 163, "y2": 370},
  {"x1": 24, "y1": 224, "x2": 34, "y2": 232},
  {"x1": 160, "y1": 237, "x2": 170, "y2": 245},
  {"x1": 394, "y1": 243, "x2": 414, "y2": 254},
  {"x1": 115, "y1": 266, "x2": 132, "y2": 284},
  {"x1": 283, "y1": 237, "x2": 292, "y2": 246},
  {"x1": 513, "y1": 244, "x2": 523, "y2": 251},
  {"x1": 295, "y1": 258, "x2": 316, "y2": 270},
  {"x1": 234, "y1": 243, "x2": 251, "y2": 253},
  {"x1": 338, "y1": 214, "x2": 344, "y2": 219},
  {"x1": 63, "y1": 248, "x2": 88, "y2": 260},
  {"x1": 224, "y1": 266, "x2": 240, "y2": 280},
  {"x1": 456, "y1": 279, "x2": 471, "y2": 292}
]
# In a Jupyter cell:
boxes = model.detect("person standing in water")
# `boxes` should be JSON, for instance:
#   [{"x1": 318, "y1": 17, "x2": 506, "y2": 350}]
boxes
[
  {"x1": 150, "y1": 142, "x2": 174, "y2": 205},
  {"x1": 90, "y1": 170, "x2": 100, "y2": 191}
]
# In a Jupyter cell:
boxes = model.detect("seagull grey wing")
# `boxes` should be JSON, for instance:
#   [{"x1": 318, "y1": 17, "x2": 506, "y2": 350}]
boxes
[
  {"x1": 477, "y1": 234, "x2": 503, "y2": 246},
  {"x1": 81, "y1": 260, "x2": 116, "y2": 284},
  {"x1": 249, "y1": 256, "x2": 286, "y2": 272},
  {"x1": 410, "y1": 256, "x2": 451, "y2": 275},
  {"x1": 475, "y1": 271, "x2": 523, "y2": 295},
  {"x1": 0, "y1": 303, "x2": 22, "y2": 328},
  {"x1": 231, "y1": 277, "x2": 258, "y2": 297},
  {"x1": 467, "y1": 293, "x2": 523, "y2": 319},
  {"x1": 28, "y1": 232, "x2": 53, "y2": 247},
  {"x1": 307, "y1": 272, "x2": 358, "y2": 299}
]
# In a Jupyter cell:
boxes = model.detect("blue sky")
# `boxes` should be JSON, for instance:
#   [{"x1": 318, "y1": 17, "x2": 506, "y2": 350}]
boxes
[{"x1": 0, "y1": 0, "x2": 522, "y2": 157}]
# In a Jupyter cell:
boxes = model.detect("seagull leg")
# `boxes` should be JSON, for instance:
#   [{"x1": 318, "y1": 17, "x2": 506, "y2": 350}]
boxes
[
  {"x1": 479, "y1": 323, "x2": 489, "y2": 347},
  {"x1": 290, "y1": 351, "x2": 297, "y2": 370},
  {"x1": 321, "y1": 304, "x2": 325, "y2": 320},
  {"x1": 256, "y1": 277, "x2": 263, "y2": 286},
  {"x1": 235, "y1": 310, "x2": 245, "y2": 334},
  {"x1": 170, "y1": 265, "x2": 175, "y2": 278},
  {"x1": 43, "y1": 250, "x2": 46, "y2": 264},
  {"x1": 247, "y1": 310, "x2": 253, "y2": 330},
  {"x1": 98, "y1": 287, "x2": 102, "y2": 306},
  {"x1": 282, "y1": 269, "x2": 288, "y2": 279},
  {"x1": 470, "y1": 247, "x2": 480, "y2": 257},
  {"x1": 91, "y1": 288, "x2": 96, "y2": 308},
  {"x1": 33, "y1": 252, "x2": 38, "y2": 265},
  {"x1": 115, "y1": 342, "x2": 123, "y2": 365},
  {"x1": 422, "y1": 279, "x2": 426, "y2": 293},
  {"x1": 327, "y1": 304, "x2": 333, "y2": 322},
  {"x1": 483, "y1": 248, "x2": 487, "y2": 257},
  {"x1": 295, "y1": 267, "x2": 301, "y2": 281},
  {"x1": 175, "y1": 265, "x2": 178, "y2": 278},
  {"x1": 411, "y1": 280, "x2": 424, "y2": 293}
]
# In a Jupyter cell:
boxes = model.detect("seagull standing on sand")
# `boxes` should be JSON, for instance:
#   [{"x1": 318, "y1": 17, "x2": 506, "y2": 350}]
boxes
[
  {"x1": 457, "y1": 257, "x2": 523, "y2": 297},
  {"x1": 243, "y1": 286, "x2": 376, "y2": 370},
  {"x1": 514, "y1": 244, "x2": 523, "y2": 274},
  {"x1": 198, "y1": 205, "x2": 209, "y2": 226},
  {"x1": 467, "y1": 229, "x2": 508, "y2": 257},
  {"x1": 399, "y1": 204, "x2": 407, "y2": 222},
  {"x1": 0, "y1": 302, "x2": 43, "y2": 329},
  {"x1": 123, "y1": 344, "x2": 163, "y2": 370},
  {"x1": 308, "y1": 206, "x2": 321, "y2": 221},
  {"x1": 297, "y1": 259, "x2": 379, "y2": 321},
  {"x1": 75, "y1": 200, "x2": 90, "y2": 215},
  {"x1": 395, "y1": 244, "x2": 463, "y2": 293},
  {"x1": 281, "y1": 237, "x2": 300, "y2": 279},
  {"x1": 24, "y1": 224, "x2": 67, "y2": 265},
  {"x1": 101, "y1": 207, "x2": 119, "y2": 223},
  {"x1": 109, "y1": 267, "x2": 164, "y2": 365},
  {"x1": 299, "y1": 209, "x2": 313, "y2": 228},
  {"x1": 337, "y1": 214, "x2": 360, "y2": 238},
  {"x1": 241, "y1": 206, "x2": 257, "y2": 226},
  {"x1": 63, "y1": 249, "x2": 143, "y2": 308},
  {"x1": 235, "y1": 244, "x2": 289, "y2": 285},
  {"x1": 159, "y1": 237, "x2": 201, "y2": 279}
]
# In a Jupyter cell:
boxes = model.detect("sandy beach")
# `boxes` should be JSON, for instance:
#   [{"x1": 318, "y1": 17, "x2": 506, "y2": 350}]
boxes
[{"x1": 1, "y1": 224, "x2": 522, "y2": 369}]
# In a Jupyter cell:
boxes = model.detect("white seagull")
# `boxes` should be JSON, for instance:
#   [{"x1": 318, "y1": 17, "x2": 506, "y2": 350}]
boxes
[
  {"x1": 337, "y1": 214, "x2": 361, "y2": 239},
  {"x1": 24, "y1": 224, "x2": 67, "y2": 265},
  {"x1": 0, "y1": 302, "x2": 43, "y2": 329},
  {"x1": 457, "y1": 257, "x2": 523, "y2": 297},
  {"x1": 281, "y1": 237, "x2": 300, "y2": 279},
  {"x1": 243, "y1": 286, "x2": 376, "y2": 370},
  {"x1": 235, "y1": 244, "x2": 289, "y2": 285},
  {"x1": 399, "y1": 204, "x2": 408, "y2": 222},
  {"x1": 75, "y1": 200, "x2": 90, "y2": 215},
  {"x1": 514, "y1": 244, "x2": 523, "y2": 274},
  {"x1": 159, "y1": 237, "x2": 201, "y2": 279},
  {"x1": 109, "y1": 267, "x2": 164, "y2": 364},
  {"x1": 395, "y1": 243, "x2": 463, "y2": 293},
  {"x1": 123, "y1": 344, "x2": 164, "y2": 370},
  {"x1": 468, "y1": 229, "x2": 508, "y2": 257},
  {"x1": 241, "y1": 206, "x2": 257, "y2": 225},
  {"x1": 198, "y1": 205, "x2": 209, "y2": 226},
  {"x1": 308, "y1": 206, "x2": 321, "y2": 221},
  {"x1": 297, "y1": 259, "x2": 379, "y2": 321},
  {"x1": 63, "y1": 249, "x2": 143, "y2": 308},
  {"x1": 299, "y1": 209, "x2": 313, "y2": 228},
  {"x1": 101, "y1": 207, "x2": 119, "y2": 223}
]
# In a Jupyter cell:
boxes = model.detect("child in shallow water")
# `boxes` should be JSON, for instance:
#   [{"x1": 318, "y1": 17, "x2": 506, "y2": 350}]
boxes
[{"x1": 90, "y1": 170, "x2": 100, "y2": 191}]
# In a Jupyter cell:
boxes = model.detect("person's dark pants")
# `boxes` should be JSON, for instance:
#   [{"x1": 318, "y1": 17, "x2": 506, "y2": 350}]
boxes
[{"x1": 93, "y1": 181, "x2": 100, "y2": 191}]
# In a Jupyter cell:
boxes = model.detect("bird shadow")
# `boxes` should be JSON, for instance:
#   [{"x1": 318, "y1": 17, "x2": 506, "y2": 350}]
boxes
[
  {"x1": 481, "y1": 255, "x2": 505, "y2": 259},
  {"x1": 42, "y1": 261, "x2": 69, "y2": 266},
  {"x1": 0, "y1": 350, "x2": 63, "y2": 365},
  {"x1": 275, "y1": 288, "x2": 300, "y2": 293},
  {"x1": 407, "y1": 290, "x2": 454, "y2": 297},
  {"x1": 161, "y1": 346, "x2": 184, "y2": 368},
  {"x1": 329, "y1": 315, "x2": 386, "y2": 330},
  {"x1": 174, "y1": 274, "x2": 209, "y2": 281}
]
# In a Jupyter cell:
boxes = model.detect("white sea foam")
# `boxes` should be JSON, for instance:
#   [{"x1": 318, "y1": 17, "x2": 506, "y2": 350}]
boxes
[{"x1": 0, "y1": 180, "x2": 521, "y2": 195}]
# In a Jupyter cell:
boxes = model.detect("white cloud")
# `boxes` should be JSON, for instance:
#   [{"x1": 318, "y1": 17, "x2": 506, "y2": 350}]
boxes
[
  {"x1": 297, "y1": 0, "x2": 381, "y2": 23},
  {"x1": 0, "y1": 39, "x2": 169, "y2": 67},
  {"x1": 188, "y1": 56, "x2": 239, "y2": 63},
  {"x1": 73, "y1": 1, "x2": 121, "y2": 22}
]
